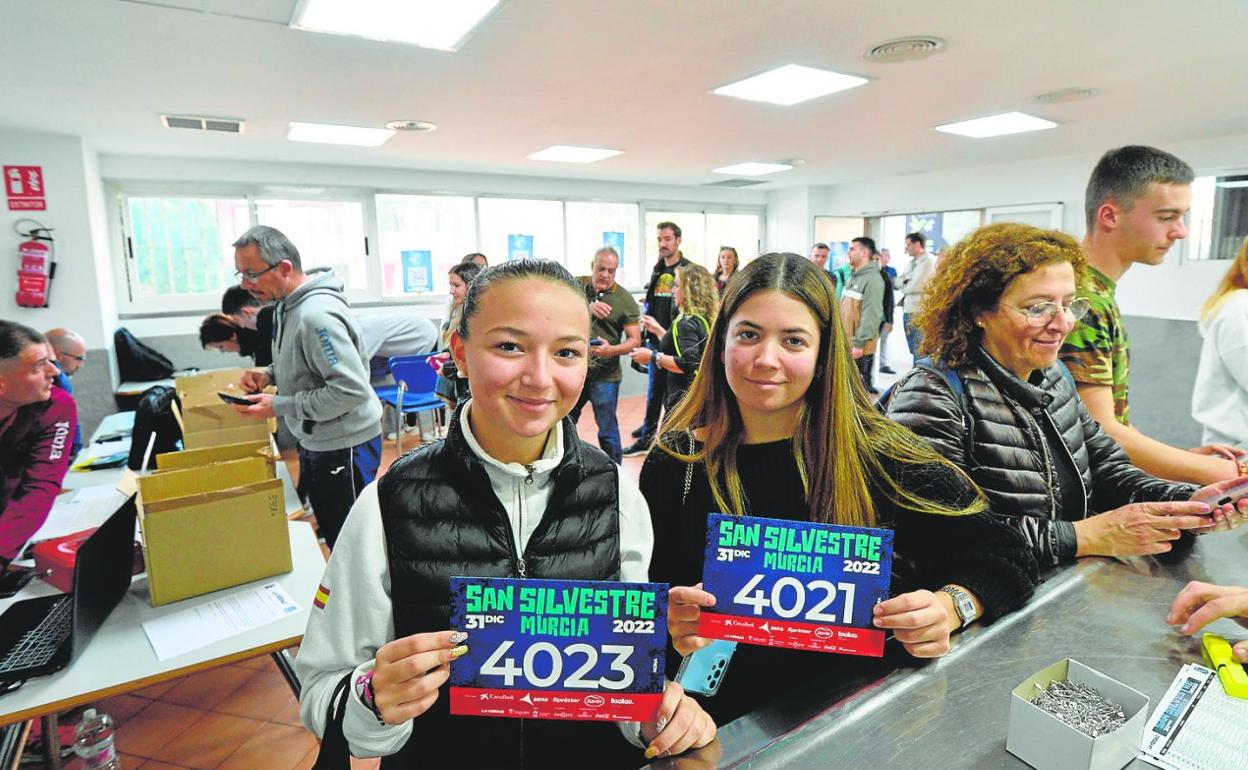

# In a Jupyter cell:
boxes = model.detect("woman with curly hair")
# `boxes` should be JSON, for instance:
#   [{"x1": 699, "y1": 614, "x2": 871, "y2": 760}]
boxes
[
  {"x1": 642, "y1": 253, "x2": 1039, "y2": 725},
  {"x1": 631, "y1": 263, "x2": 719, "y2": 412},
  {"x1": 1192, "y1": 236, "x2": 1248, "y2": 449},
  {"x1": 885, "y1": 222, "x2": 1248, "y2": 572}
]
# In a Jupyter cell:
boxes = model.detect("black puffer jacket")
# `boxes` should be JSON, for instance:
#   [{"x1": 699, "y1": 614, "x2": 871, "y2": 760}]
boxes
[{"x1": 886, "y1": 347, "x2": 1196, "y2": 569}]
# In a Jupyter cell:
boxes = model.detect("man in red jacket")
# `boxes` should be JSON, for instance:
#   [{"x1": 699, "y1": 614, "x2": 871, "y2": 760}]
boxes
[{"x1": 0, "y1": 321, "x2": 77, "y2": 569}]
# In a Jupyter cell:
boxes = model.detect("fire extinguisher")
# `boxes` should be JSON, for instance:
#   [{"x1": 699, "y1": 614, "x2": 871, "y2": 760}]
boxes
[{"x1": 14, "y1": 220, "x2": 55, "y2": 308}]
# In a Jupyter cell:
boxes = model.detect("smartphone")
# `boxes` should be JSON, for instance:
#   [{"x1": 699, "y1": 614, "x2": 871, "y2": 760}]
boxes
[
  {"x1": 217, "y1": 391, "x2": 255, "y2": 406},
  {"x1": 590, "y1": 338, "x2": 606, "y2": 347},
  {"x1": 1211, "y1": 478, "x2": 1248, "y2": 507},
  {"x1": 675, "y1": 640, "x2": 737, "y2": 697},
  {"x1": 0, "y1": 568, "x2": 35, "y2": 599}
]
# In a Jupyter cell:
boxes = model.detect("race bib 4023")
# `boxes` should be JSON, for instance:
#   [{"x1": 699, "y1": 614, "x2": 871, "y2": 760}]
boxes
[
  {"x1": 698, "y1": 513, "x2": 893, "y2": 656},
  {"x1": 448, "y1": 577, "x2": 669, "y2": 721}
]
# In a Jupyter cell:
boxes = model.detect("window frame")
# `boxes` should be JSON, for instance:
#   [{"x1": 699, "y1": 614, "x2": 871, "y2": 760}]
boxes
[{"x1": 107, "y1": 180, "x2": 765, "y2": 316}]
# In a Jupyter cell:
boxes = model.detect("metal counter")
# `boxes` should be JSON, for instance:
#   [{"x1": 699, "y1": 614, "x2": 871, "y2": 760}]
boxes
[{"x1": 649, "y1": 527, "x2": 1248, "y2": 769}]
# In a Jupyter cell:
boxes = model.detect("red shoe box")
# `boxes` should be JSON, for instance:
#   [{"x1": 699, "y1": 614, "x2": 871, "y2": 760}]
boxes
[{"x1": 32, "y1": 528, "x2": 144, "y2": 593}]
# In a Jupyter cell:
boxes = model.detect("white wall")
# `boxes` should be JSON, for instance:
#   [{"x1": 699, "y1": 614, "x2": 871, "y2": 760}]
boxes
[
  {"x1": 0, "y1": 129, "x2": 114, "y2": 348},
  {"x1": 780, "y1": 131, "x2": 1248, "y2": 321},
  {"x1": 765, "y1": 186, "x2": 814, "y2": 256}
]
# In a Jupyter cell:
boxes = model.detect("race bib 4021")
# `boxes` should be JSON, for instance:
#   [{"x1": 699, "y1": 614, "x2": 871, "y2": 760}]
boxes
[
  {"x1": 698, "y1": 513, "x2": 894, "y2": 656},
  {"x1": 448, "y1": 577, "x2": 669, "y2": 721}
]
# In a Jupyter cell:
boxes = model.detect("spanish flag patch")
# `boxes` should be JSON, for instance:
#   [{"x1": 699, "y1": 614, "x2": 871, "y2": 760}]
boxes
[{"x1": 314, "y1": 583, "x2": 330, "y2": 609}]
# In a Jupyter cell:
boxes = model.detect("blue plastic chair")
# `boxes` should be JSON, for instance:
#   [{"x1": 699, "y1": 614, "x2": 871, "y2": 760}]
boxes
[{"x1": 375, "y1": 353, "x2": 445, "y2": 452}]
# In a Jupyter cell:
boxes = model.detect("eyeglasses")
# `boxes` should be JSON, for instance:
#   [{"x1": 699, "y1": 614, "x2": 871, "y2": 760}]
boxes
[
  {"x1": 59, "y1": 351, "x2": 86, "y2": 363},
  {"x1": 233, "y1": 263, "x2": 281, "y2": 283},
  {"x1": 1002, "y1": 298, "x2": 1092, "y2": 326}
]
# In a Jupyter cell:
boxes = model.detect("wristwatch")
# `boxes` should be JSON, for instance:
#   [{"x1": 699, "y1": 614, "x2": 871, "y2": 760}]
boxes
[
  {"x1": 938, "y1": 585, "x2": 978, "y2": 628},
  {"x1": 354, "y1": 670, "x2": 386, "y2": 725}
]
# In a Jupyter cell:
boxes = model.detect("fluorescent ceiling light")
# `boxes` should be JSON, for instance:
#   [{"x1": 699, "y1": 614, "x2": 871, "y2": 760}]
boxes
[
  {"x1": 713, "y1": 64, "x2": 868, "y2": 106},
  {"x1": 291, "y1": 0, "x2": 501, "y2": 52},
  {"x1": 934, "y1": 111, "x2": 1057, "y2": 138},
  {"x1": 712, "y1": 162, "x2": 793, "y2": 177},
  {"x1": 287, "y1": 122, "x2": 395, "y2": 146},
  {"x1": 527, "y1": 145, "x2": 622, "y2": 163}
]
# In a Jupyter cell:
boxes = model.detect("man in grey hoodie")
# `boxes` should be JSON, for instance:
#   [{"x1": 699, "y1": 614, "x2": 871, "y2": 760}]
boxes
[{"x1": 231, "y1": 226, "x2": 383, "y2": 548}]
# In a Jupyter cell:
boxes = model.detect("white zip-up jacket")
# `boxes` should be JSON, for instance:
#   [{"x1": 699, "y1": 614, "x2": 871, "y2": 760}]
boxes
[{"x1": 295, "y1": 401, "x2": 654, "y2": 757}]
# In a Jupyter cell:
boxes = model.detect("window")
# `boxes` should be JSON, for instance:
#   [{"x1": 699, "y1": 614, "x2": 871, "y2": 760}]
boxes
[
  {"x1": 565, "y1": 201, "x2": 641, "y2": 285},
  {"x1": 376, "y1": 194, "x2": 477, "y2": 296},
  {"x1": 706, "y1": 213, "x2": 761, "y2": 269},
  {"x1": 814, "y1": 216, "x2": 866, "y2": 270},
  {"x1": 1189, "y1": 174, "x2": 1248, "y2": 261},
  {"x1": 114, "y1": 185, "x2": 758, "y2": 313},
  {"x1": 255, "y1": 199, "x2": 369, "y2": 291},
  {"x1": 477, "y1": 198, "x2": 565, "y2": 265},
  {"x1": 124, "y1": 196, "x2": 249, "y2": 300},
  {"x1": 644, "y1": 211, "x2": 705, "y2": 271}
]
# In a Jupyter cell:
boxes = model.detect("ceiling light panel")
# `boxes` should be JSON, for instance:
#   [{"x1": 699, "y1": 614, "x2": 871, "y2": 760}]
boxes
[
  {"x1": 713, "y1": 64, "x2": 868, "y2": 106},
  {"x1": 527, "y1": 145, "x2": 622, "y2": 163},
  {"x1": 934, "y1": 111, "x2": 1057, "y2": 138},
  {"x1": 287, "y1": 122, "x2": 395, "y2": 146},
  {"x1": 711, "y1": 162, "x2": 793, "y2": 177},
  {"x1": 291, "y1": 0, "x2": 501, "y2": 52}
]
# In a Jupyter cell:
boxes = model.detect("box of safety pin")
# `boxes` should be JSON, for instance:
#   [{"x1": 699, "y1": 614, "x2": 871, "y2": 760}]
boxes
[{"x1": 1006, "y1": 658, "x2": 1149, "y2": 770}]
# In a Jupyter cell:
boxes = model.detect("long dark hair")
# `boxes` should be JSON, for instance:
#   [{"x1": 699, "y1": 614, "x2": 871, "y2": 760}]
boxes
[{"x1": 656, "y1": 253, "x2": 984, "y2": 526}]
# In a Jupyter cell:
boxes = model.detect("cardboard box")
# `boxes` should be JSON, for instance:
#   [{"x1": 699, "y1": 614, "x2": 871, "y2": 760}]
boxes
[
  {"x1": 137, "y1": 456, "x2": 291, "y2": 606},
  {"x1": 174, "y1": 368, "x2": 251, "y2": 407},
  {"x1": 155, "y1": 439, "x2": 275, "y2": 471},
  {"x1": 181, "y1": 422, "x2": 272, "y2": 450},
  {"x1": 1006, "y1": 658, "x2": 1149, "y2": 770}
]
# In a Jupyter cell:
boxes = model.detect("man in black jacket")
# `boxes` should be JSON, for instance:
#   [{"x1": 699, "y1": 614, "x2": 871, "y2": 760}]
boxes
[{"x1": 623, "y1": 222, "x2": 690, "y2": 456}]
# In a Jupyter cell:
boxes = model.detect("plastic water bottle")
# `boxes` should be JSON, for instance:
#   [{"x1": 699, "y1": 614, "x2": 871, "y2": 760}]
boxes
[{"x1": 73, "y1": 708, "x2": 120, "y2": 769}]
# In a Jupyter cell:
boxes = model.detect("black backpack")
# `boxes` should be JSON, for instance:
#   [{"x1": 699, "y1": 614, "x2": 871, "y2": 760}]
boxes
[
  {"x1": 114, "y1": 327, "x2": 176, "y2": 382},
  {"x1": 128, "y1": 385, "x2": 182, "y2": 470}
]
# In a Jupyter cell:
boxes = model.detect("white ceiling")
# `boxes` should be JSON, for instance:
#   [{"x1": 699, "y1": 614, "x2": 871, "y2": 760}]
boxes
[{"x1": 2, "y1": 0, "x2": 1247, "y2": 189}]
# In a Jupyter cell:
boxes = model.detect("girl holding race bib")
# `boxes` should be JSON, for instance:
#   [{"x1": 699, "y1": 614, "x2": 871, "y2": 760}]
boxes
[
  {"x1": 641, "y1": 253, "x2": 1039, "y2": 724},
  {"x1": 297, "y1": 260, "x2": 715, "y2": 767}
]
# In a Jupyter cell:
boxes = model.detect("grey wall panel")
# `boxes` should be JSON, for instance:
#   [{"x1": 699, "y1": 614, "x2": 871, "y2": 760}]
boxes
[{"x1": 1120, "y1": 315, "x2": 1202, "y2": 449}]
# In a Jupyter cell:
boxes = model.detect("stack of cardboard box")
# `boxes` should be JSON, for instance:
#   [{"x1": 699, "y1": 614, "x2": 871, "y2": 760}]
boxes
[{"x1": 135, "y1": 369, "x2": 292, "y2": 606}]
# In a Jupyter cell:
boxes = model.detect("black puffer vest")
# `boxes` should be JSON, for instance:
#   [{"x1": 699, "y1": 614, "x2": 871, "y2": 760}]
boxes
[
  {"x1": 887, "y1": 347, "x2": 1193, "y2": 568},
  {"x1": 376, "y1": 409, "x2": 632, "y2": 769}
]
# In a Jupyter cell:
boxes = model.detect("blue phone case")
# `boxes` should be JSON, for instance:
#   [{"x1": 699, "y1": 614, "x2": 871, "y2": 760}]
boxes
[{"x1": 675, "y1": 640, "x2": 737, "y2": 696}]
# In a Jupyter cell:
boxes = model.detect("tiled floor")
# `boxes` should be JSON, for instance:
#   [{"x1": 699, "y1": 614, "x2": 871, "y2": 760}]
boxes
[{"x1": 36, "y1": 396, "x2": 652, "y2": 770}]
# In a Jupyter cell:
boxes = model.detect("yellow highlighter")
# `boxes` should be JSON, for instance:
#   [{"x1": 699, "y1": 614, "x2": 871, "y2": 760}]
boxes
[{"x1": 1202, "y1": 633, "x2": 1248, "y2": 699}]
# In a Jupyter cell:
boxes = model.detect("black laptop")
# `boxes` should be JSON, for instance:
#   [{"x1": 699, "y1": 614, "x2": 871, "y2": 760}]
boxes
[{"x1": 0, "y1": 495, "x2": 137, "y2": 686}]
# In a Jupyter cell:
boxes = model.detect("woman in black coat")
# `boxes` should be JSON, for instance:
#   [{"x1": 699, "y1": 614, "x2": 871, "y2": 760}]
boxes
[{"x1": 885, "y1": 222, "x2": 1248, "y2": 571}]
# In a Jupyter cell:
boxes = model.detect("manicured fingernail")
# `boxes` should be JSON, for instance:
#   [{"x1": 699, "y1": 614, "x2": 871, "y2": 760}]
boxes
[
  {"x1": 450, "y1": 645, "x2": 469, "y2": 659},
  {"x1": 450, "y1": 631, "x2": 468, "y2": 644},
  {"x1": 1181, "y1": 624, "x2": 1192, "y2": 634},
  {"x1": 644, "y1": 746, "x2": 660, "y2": 759}
]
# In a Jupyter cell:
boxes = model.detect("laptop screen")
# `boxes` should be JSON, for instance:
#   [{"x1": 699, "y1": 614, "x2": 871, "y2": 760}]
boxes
[{"x1": 70, "y1": 495, "x2": 138, "y2": 656}]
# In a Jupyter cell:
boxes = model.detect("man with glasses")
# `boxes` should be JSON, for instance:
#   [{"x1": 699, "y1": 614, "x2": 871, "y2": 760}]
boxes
[
  {"x1": 1061, "y1": 145, "x2": 1244, "y2": 484},
  {"x1": 44, "y1": 327, "x2": 86, "y2": 458},
  {"x1": 229, "y1": 225, "x2": 382, "y2": 549}
]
